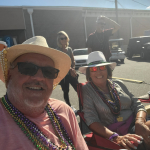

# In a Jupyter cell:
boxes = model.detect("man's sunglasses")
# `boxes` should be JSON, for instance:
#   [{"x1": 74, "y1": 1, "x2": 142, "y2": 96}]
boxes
[
  {"x1": 60, "y1": 37, "x2": 67, "y2": 40},
  {"x1": 90, "y1": 66, "x2": 106, "y2": 72},
  {"x1": 13, "y1": 62, "x2": 59, "y2": 79}
]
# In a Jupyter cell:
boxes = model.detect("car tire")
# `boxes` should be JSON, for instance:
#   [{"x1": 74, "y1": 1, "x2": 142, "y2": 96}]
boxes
[
  {"x1": 128, "y1": 51, "x2": 133, "y2": 59},
  {"x1": 120, "y1": 59, "x2": 124, "y2": 63},
  {"x1": 140, "y1": 51, "x2": 147, "y2": 60}
]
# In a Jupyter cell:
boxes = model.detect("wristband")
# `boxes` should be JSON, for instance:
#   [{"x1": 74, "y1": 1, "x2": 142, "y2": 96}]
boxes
[
  {"x1": 135, "y1": 117, "x2": 146, "y2": 123},
  {"x1": 109, "y1": 132, "x2": 119, "y2": 141}
]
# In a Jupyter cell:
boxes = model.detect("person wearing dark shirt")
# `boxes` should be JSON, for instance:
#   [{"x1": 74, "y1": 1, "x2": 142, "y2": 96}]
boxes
[{"x1": 86, "y1": 16, "x2": 120, "y2": 61}]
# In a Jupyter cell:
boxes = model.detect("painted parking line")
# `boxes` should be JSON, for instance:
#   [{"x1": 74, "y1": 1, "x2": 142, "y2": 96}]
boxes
[{"x1": 112, "y1": 77, "x2": 143, "y2": 83}]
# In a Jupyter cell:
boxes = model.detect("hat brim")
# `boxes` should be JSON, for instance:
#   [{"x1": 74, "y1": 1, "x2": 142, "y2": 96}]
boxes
[
  {"x1": 0, "y1": 44, "x2": 71, "y2": 86},
  {"x1": 78, "y1": 62, "x2": 116, "y2": 74}
]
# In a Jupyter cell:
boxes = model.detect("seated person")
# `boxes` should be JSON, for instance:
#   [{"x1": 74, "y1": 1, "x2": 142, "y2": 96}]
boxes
[
  {"x1": 79, "y1": 51, "x2": 150, "y2": 150},
  {"x1": 0, "y1": 36, "x2": 88, "y2": 150}
]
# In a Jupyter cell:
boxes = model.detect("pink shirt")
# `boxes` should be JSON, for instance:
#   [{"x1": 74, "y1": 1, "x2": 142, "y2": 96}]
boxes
[{"x1": 0, "y1": 98, "x2": 88, "y2": 150}]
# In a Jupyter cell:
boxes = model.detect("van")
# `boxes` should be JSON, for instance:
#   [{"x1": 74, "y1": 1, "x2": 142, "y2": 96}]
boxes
[{"x1": 127, "y1": 36, "x2": 150, "y2": 59}]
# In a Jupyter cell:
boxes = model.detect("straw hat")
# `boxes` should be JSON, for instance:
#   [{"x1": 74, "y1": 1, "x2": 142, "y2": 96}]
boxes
[
  {"x1": 0, "y1": 36, "x2": 71, "y2": 88},
  {"x1": 79, "y1": 51, "x2": 116, "y2": 74}
]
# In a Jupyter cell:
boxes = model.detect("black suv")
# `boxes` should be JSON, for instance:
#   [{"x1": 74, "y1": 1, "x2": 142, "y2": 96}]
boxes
[{"x1": 127, "y1": 36, "x2": 150, "y2": 59}]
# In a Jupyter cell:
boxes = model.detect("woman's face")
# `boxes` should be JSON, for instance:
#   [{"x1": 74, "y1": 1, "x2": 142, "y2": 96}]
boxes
[
  {"x1": 90, "y1": 66, "x2": 108, "y2": 86},
  {"x1": 59, "y1": 34, "x2": 68, "y2": 46}
]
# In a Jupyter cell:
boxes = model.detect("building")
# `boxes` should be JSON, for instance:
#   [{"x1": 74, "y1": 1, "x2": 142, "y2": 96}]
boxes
[{"x1": 1, "y1": 6, "x2": 150, "y2": 51}]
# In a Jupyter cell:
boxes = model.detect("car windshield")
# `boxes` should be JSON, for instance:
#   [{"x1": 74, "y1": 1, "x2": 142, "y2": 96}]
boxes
[
  {"x1": 73, "y1": 49, "x2": 88, "y2": 56},
  {"x1": 110, "y1": 41, "x2": 119, "y2": 50}
]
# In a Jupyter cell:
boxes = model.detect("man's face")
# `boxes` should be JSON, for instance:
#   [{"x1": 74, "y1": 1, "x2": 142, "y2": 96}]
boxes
[
  {"x1": 7, "y1": 53, "x2": 54, "y2": 117},
  {"x1": 96, "y1": 19, "x2": 106, "y2": 31}
]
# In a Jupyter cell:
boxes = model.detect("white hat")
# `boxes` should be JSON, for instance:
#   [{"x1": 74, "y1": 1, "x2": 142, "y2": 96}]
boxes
[
  {"x1": 79, "y1": 51, "x2": 116, "y2": 74},
  {"x1": 0, "y1": 36, "x2": 71, "y2": 87}
]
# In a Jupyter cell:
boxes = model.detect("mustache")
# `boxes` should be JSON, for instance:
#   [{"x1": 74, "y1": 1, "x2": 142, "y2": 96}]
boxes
[{"x1": 24, "y1": 81, "x2": 47, "y2": 89}]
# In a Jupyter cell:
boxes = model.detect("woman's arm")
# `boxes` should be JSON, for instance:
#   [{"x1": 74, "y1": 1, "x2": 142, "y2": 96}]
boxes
[
  {"x1": 135, "y1": 111, "x2": 150, "y2": 146},
  {"x1": 135, "y1": 111, "x2": 147, "y2": 123},
  {"x1": 89, "y1": 122, "x2": 114, "y2": 138},
  {"x1": 114, "y1": 80, "x2": 149, "y2": 148},
  {"x1": 70, "y1": 50, "x2": 75, "y2": 69},
  {"x1": 69, "y1": 48, "x2": 77, "y2": 77}
]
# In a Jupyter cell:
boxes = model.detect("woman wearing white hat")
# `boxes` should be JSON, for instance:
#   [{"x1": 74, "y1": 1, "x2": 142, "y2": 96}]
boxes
[{"x1": 79, "y1": 51, "x2": 150, "y2": 150}]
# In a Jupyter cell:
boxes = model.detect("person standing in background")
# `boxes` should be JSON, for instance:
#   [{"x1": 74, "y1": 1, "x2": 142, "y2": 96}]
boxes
[
  {"x1": 86, "y1": 16, "x2": 120, "y2": 61},
  {"x1": 56, "y1": 31, "x2": 78, "y2": 113}
]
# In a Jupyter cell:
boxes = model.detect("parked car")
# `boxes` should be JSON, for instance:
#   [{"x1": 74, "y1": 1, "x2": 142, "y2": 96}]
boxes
[
  {"x1": 109, "y1": 38, "x2": 126, "y2": 63},
  {"x1": 127, "y1": 36, "x2": 150, "y2": 59},
  {"x1": 73, "y1": 48, "x2": 88, "y2": 68}
]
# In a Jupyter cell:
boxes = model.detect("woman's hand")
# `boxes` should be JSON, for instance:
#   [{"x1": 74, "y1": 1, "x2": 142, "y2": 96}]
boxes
[
  {"x1": 135, "y1": 120, "x2": 150, "y2": 147},
  {"x1": 69, "y1": 68, "x2": 77, "y2": 78},
  {"x1": 113, "y1": 134, "x2": 143, "y2": 150}
]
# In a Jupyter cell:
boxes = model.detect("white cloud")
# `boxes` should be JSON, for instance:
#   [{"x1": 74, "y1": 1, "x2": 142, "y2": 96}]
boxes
[{"x1": 146, "y1": 6, "x2": 150, "y2": 9}]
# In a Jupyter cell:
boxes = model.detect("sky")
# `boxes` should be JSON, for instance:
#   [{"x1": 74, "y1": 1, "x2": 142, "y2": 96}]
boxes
[{"x1": 0, "y1": 0, "x2": 150, "y2": 10}]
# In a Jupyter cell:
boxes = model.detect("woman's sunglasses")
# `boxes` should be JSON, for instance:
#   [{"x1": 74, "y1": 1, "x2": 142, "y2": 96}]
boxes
[
  {"x1": 12, "y1": 62, "x2": 59, "y2": 79},
  {"x1": 90, "y1": 66, "x2": 106, "y2": 72},
  {"x1": 60, "y1": 37, "x2": 67, "y2": 40}
]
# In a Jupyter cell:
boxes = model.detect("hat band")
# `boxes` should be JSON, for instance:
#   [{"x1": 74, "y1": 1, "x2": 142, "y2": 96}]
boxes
[{"x1": 88, "y1": 61, "x2": 106, "y2": 66}]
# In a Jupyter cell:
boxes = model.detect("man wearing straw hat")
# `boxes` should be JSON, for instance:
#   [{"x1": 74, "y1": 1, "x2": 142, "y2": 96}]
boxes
[{"x1": 0, "y1": 36, "x2": 88, "y2": 150}]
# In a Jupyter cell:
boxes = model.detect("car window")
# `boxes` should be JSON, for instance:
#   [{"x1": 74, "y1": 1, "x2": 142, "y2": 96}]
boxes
[
  {"x1": 110, "y1": 41, "x2": 119, "y2": 50},
  {"x1": 142, "y1": 37, "x2": 150, "y2": 44},
  {"x1": 73, "y1": 50, "x2": 88, "y2": 56}
]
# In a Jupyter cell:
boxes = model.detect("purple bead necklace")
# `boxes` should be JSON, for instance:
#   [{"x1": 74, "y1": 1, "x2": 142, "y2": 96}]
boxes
[{"x1": 90, "y1": 79, "x2": 121, "y2": 115}]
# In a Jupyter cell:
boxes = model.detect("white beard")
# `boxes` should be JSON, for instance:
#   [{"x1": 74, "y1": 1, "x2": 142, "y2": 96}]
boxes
[{"x1": 7, "y1": 79, "x2": 46, "y2": 115}]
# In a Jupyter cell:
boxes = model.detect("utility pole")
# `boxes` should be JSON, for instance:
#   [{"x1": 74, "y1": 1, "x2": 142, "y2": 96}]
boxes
[{"x1": 115, "y1": 0, "x2": 120, "y2": 45}]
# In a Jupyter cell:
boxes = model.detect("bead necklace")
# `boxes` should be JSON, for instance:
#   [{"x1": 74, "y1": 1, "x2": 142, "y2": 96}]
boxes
[
  {"x1": 90, "y1": 79, "x2": 121, "y2": 115},
  {"x1": 97, "y1": 87, "x2": 115, "y2": 104},
  {"x1": 1, "y1": 95, "x2": 75, "y2": 150}
]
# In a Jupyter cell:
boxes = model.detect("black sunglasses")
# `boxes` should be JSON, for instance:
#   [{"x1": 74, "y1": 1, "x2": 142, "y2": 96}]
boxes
[
  {"x1": 60, "y1": 37, "x2": 67, "y2": 40},
  {"x1": 13, "y1": 62, "x2": 59, "y2": 79}
]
